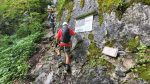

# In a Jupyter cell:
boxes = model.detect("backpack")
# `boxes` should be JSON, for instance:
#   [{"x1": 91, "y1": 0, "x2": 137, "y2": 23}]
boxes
[
  {"x1": 48, "y1": 13, "x2": 54, "y2": 22},
  {"x1": 61, "y1": 25, "x2": 71, "y2": 43}
]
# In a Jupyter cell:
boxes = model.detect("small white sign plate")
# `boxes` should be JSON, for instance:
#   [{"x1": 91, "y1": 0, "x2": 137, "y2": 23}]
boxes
[
  {"x1": 75, "y1": 15, "x2": 93, "y2": 32},
  {"x1": 102, "y1": 47, "x2": 118, "y2": 57}
]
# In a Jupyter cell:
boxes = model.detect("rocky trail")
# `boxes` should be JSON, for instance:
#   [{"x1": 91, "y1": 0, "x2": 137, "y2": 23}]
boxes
[
  {"x1": 19, "y1": 30, "x2": 148, "y2": 84},
  {"x1": 20, "y1": 30, "x2": 114, "y2": 84}
]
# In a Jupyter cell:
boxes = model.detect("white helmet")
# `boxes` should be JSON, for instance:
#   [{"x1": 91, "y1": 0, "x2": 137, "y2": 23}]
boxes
[
  {"x1": 62, "y1": 22, "x2": 68, "y2": 26},
  {"x1": 48, "y1": 5, "x2": 51, "y2": 9}
]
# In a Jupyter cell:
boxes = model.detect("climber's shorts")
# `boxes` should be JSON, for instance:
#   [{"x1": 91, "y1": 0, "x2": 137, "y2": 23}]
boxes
[{"x1": 60, "y1": 46, "x2": 71, "y2": 54}]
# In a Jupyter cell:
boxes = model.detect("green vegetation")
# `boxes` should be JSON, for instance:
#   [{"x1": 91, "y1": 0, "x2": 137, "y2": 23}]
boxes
[
  {"x1": 56, "y1": 0, "x2": 74, "y2": 22},
  {"x1": 97, "y1": 0, "x2": 122, "y2": 24},
  {"x1": 0, "y1": 0, "x2": 48, "y2": 35},
  {"x1": 88, "y1": 33, "x2": 94, "y2": 41},
  {"x1": 131, "y1": 44, "x2": 150, "y2": 81},
  {"x1": 88, "y1": 33, "x2": 109, "y2": 67},
  {"x1": 65, "y1": 1, "x2": 74, "y2": 22},
  {"x1": 126, "y1": 36, "x2": 140, "y2": 52},
  {"x1": 0, "y1": 0, "x2": 48, "y2": 83},
  {"x1": 134, "y1": 64, "x2": 150, "y2": 81},
  {"x1": 80, "y1": 0, "x2": 85, "y2": 8},
  {"x1": 136, "y1": 44, "x2": 150, "y2": 64},
  {"x1": 56, "y1": 0, "x2": 66, "y2": 21},
  {"x1": 0, "y1": 33, "x2": 41, "y2": 83},
  {"x1": 136, "y1": 64, "x2": 150, "y2": 81}
]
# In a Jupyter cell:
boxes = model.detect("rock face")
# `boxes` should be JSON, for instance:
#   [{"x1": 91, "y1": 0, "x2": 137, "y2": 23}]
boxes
[
  {"x1": 73, "y1": 0, "x2": 98, "y2": 18},
  {"x1": 121, "y1": 3, "x2": 150, "y2": 46},
  {"x1": 30, "y1": 1, "x2": 150, "y2": 84},
  {"x1": 54, "y1": 0, "x2": 150, "y2": 83},
  {"x1": 92, "y1": 3, "x2": 150, "y2": 48}
]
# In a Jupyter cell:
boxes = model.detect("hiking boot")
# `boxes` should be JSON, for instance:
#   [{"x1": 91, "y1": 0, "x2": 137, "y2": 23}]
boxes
[
  {"x1": 58, "y1": 61, "x2": 65, "y2": 68},
  {"x1": 65, "y1": 64, "x2": 71, "y2": 73}
]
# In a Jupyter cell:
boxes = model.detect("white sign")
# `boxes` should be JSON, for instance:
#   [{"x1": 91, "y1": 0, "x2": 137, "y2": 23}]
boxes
[
  {"x1": 75, "y1": 15, "x2": 93, "y2": 32},
  {"x1": 102, "y1": 47, "x2": 118, "y2": 57}
]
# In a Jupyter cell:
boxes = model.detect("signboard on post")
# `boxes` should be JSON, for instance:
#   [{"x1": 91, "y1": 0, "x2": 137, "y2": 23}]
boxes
[{"x1": 75, "y1": 15, "x2": 93, "y2": 32}]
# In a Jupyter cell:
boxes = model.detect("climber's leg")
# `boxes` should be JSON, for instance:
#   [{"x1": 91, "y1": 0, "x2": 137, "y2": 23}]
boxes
[
  {"x1": 56, "y1": 47, "x2": 61, "y2": 56},
  {"x1": 64, "y1": 46, "x2": 71, "y2": 73}
]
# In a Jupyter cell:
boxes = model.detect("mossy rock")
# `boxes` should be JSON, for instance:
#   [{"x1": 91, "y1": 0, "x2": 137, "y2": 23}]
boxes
[
  {"x1": 88, "y1": 33, "x2": 110, "y2": 67},
  {"x1": 97, "y1": 0, "x2": 123, "y2": 24},
  {"x1": 88, "y1": 41, "x2": 108, "y2": 67}
]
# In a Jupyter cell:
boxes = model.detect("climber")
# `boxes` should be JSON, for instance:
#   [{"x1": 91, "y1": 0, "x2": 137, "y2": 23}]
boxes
[
  {"x1": 56, "y1": 22, "x2": 76, "y2": 73},
  {"x1": 47, "y1": 5, "x2": 55, "y2": 35}
]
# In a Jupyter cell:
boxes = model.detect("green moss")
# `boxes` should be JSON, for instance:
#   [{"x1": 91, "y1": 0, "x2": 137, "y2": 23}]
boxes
[
  {"x1": 56, "y1": 0, "x2": 74, "y2": 22},
  {"x1": 97, "y1": 0, "x2": 122, "y2": 24},
  {"x1": 88, "y1": 41, "x2": 107, "y2": 67},
  {"x1": 98, "y1": 15, "x2": 104, "y2": 24},
  {"x1": 88, "y1": 34, "x2": 110, "y2": 67},
  {"x1": 105, "y1": 39, "x2": 116, "y2": 47},
  {"x1": 115, "y1": 3, "x2": 129, "y2": 20},
  {"x1": 80, "y1": 0, "x2": 85, "y2": 8},
  {"x1": 76, "y1": 11, "x2": 97, "y2": 20},
  {"x1": 56, "y1": 0, "x2": 68, "y2": 21},
  {"x1": 88, "y1": 33, "x2": 94, "y2": 40},
  {"x1": 65, "y1": 1, "x2": 74, "y2": 22},
  {"x1": 126, "y1": 36, "x2": 140, "y2": 52}
]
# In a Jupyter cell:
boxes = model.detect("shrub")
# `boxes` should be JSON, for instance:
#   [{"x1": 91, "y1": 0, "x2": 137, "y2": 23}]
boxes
[
  {"x1": 0, "y1": 35, "x2": 13, "y2": 48},
  {"x1": 16, "y1": 23, "x2": 31, "y2": 38},
  {"x1": 0, "y1": 32, "x2": 41, "y2": 83},
  {"x1": 29, "y1": 21, "x2": 42, "y2": 34}
]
